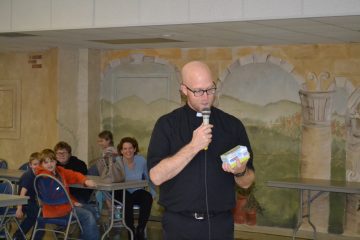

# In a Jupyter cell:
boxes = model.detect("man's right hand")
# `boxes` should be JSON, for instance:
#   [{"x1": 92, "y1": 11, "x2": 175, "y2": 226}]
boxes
[
  {"x1": 190, "y1": 123, "x2": 213, "y2": 152},
  {"x1": 149, "y1": 123, "x2": 214, "y2": 186}
]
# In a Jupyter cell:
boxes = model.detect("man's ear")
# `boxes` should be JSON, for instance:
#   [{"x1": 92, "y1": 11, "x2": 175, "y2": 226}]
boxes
[{"x1": 180, "y1": 84, "x2": 188, "y2": 96}]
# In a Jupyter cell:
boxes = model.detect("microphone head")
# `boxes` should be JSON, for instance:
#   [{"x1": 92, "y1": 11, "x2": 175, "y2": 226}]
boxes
[
  {"x1": 202, "y1": 108, "x2": 211, "y2": 117},
  {"x1": 202, "y1": 108, "x2": 211, "y2": 125}
]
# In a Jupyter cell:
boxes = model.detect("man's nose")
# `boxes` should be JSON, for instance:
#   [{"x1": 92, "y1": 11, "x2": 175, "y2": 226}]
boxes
[{"x1": 201, "y1": 93, "x2": 210, "y2": 100}]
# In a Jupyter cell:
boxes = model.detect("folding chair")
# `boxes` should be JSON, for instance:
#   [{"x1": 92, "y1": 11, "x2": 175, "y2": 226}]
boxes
[
  {"x1": 18, "y1": 163, "x2": 29, "y2": 171},
  {"x1": 32, "y1": 174, "x2": 83, "y2": 240},
  {"x1": 0, "y1": 178, "x2": 26, "y2": 240},
  {"x1": 0, "y1": 160, "x2": 8, "y2": 169}
]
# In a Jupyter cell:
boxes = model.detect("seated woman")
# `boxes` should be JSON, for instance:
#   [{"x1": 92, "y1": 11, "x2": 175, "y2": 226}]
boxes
[
  {"x1": 36, "y1": 149, "x2": 100, "y2": 240},
  {"x1": 97, "y1": 130, "x2": 118, "y2": 158},
  {"x1": 94, "y1": 130, "x2": 120, "y2": 214},
  {"x1": 115, "y1": 137, "x2": 155, "y2": 240}
]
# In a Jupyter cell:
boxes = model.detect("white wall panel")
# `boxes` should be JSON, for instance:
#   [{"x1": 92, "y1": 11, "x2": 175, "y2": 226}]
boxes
[
  {"x1": 244, "y1": 0, "x2": 302, "y2": 19},
  {"x1": 12, "y1": 0, "x2": 51, "y2": 30},
  {"x1": 0, "y1": 0, "x2": 11, "y2": 31},
  {"x1": 304, "y1": 0, "x2": 360, "y2": 16},
  {"x1": 139, "y1": 0, "x2": 188, "y2": 24},
  {"x1": 95, "y1": 0, "x2": 139, "y2": 27},
  {"x1": 189, "y1": 0, "x2": 243, "y2": 22},
  {"x1": 52, "y1": 0, "x2": 93, "y2": 28}
]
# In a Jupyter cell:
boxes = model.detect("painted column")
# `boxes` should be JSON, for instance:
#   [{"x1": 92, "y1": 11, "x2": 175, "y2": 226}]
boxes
[
  {"x1": 345, "y1": 88, "x2": 360, "y2": 235},
  {"x1": 299, "y1": 88, "x2": 334, "y2": 233}
]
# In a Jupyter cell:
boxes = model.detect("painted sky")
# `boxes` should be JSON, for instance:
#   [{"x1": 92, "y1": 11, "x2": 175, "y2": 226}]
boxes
[
  {"x1": 101, "y1": 62, "x2": 180, "y2": 104},
  {"x1": 220, "y1": 63, "x2": 301, "y2": 106}
]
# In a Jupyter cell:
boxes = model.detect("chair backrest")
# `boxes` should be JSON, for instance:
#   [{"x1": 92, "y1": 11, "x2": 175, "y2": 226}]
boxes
[
  {"x1": 32, "y1": 174, "x2": 84, "y2": 239},
  {"x1": 0, "y1": 160, "x2": 8, "y2": 169},
  {"x1": 0, "y1": 178, "x2": 14, "y2": 217},
  {"x1": 34, "y1": 174, "x2": 72, "y2": 206},
  {"x1": 0, "y1": 178, "x2": 13, "y2": 195},
  {"x1": 18, "y1": 162, "x2": 29, "y2": 171}
]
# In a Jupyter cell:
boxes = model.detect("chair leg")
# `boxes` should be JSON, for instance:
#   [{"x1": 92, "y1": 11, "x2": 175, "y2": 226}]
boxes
[
  {"x1": 30, "y1": 219, "x2": 40, "y2": 240},
  {"x1": 1, "y1": 218, "x2": 10, "y2": 240},
  {"x1": 53, "y1": 230, "x2": 59, "y2": 240},
  {"x1": 1, "y1": 217, "x2": 25, "y2": 240},
  {"x1": 63, "y1": 212, "x2": 74, "y2": 240},
  {"x1": 102, "y1": 223, "x2": 110, "y2": 240},
  {"x1": 13, "y1": 217, "x2": 27, "y2": 240},
  {"x1": 4, "y1": 223, "x2": 12, "y2": 240}
]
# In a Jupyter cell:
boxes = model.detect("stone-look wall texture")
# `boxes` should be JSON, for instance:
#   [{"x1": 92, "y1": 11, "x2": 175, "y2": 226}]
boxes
[
  {"x1": 102, "y1": 44, "x2": 360, "y2": 88},
  {"x1": 0, "y1": 49, "x2": 58, "y2": 168},
  {"x1": 87, "y1": 49, "x2": 102, "y2": 164},
  {"x1": 0, "y1": 47, "x2": 101, "y2": 168},
  {"x1": 57, "y1": 48, "x2": 81, "y2": 153},
  {"x1": 57, "y1": 48, "x2": 101, "y2": 163}
]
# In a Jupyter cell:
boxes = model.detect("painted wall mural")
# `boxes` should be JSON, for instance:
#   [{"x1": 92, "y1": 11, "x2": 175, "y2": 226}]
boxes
[
  {"x1": 99, "y1": 50, "x2": 357, "y2": 235},
  {"x1": 218, "y1": 57, "x2": 302, "y2": 228},
  {"x1": 100, "y1": 55, "x2": 182, "y2": 216},
  {"x1": 100, "y1": 55, "x2": 181, "y2": 155}
]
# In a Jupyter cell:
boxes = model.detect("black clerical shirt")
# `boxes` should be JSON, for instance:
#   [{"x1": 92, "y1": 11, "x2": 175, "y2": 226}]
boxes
[{"x1": 147, "y1": 104, "x2": 254, "y2": 213}]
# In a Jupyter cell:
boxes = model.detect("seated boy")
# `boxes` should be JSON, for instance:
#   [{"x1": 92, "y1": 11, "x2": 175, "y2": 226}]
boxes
[
  {"x1": 13, "y1": 152, "x2": 44, "y2": 240},
  {"x1": 36, "y1": 149, "x2": 100, "y2": 240}
]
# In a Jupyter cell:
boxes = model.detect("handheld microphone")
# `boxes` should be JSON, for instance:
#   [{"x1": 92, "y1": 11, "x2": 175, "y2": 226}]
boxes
[{"x1": 202, "y1": 108, "x2": 211, "y2": 150}]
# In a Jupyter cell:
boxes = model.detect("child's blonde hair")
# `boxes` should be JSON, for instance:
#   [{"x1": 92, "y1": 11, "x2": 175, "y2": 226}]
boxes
[
  {"x1": 29, "y1": 152, "x2": 41, "y2": 163},
  {"x1": 39, "y1": 149, "x2": 56, "y2": 164}
]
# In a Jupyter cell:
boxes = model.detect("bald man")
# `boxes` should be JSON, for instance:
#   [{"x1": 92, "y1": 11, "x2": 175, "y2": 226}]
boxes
[{"x1": 147, "y1": 61, "x2": 255, "y2": 239}]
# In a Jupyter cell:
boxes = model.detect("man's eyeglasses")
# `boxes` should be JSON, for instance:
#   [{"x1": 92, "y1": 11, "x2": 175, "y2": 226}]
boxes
[{"x1": 183, "y1": 83, "x2": 217, "y2": 97}]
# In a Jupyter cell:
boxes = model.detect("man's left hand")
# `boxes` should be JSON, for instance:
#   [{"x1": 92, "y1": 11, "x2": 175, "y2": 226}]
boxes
[{"x1": 222, "y1": 158, "x2": 247, "y2": 175}]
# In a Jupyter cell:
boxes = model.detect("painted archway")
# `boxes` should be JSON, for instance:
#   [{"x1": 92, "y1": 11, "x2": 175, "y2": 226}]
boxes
[
  {"x1": 100, "y1": 54, "x2": 181, "y2": 153},
  {"x1": 218, "y1": 53, "x2": 303, "y2": 227}
]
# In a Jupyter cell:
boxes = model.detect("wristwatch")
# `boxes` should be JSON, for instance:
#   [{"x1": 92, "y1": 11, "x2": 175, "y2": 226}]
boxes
[{"x1": 234, "y1": 167, "x2": 247, "y2": 178}]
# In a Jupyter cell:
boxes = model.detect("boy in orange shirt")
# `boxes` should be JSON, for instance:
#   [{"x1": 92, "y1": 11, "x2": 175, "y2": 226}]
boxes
[{"x1": 36, "y1": 149, "x2": 99, "y2": 240}]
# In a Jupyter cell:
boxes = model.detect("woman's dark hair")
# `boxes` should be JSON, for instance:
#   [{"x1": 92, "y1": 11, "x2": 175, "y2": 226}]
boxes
[
  {"x1": 117, "y1": 137, "x2": 139, "y2": 156},
  {"x1": 98, "y1": 130, "x2": 114, "y2": 146}
]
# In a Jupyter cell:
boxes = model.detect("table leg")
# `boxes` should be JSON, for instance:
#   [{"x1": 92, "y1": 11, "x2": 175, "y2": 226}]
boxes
[
  {"x1": 101, "y1": 190, "x2": 115, "y2": 240},
  {"x1": 122, "y1": 190, "x2": 134, "y2": 240},
  {"x1": 294, "y1": 189, "x2": 323, "y2": 240},
  {"x1": 306, "y1": 190, "x2": 321, "y2": 240},
  {"x1": 293, "y1": 189, "x2": 303, "y2": 240}
]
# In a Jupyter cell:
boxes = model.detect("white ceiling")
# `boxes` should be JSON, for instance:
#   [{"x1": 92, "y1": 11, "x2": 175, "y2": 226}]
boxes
[{"x1": 0, "y1": 15, "x2": 360, "y2": 52}]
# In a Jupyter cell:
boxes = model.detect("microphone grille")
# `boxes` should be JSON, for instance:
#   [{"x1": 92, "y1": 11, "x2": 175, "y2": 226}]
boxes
[{"x1": 202, "y1": 108, "x2": 211, "y2": 116}]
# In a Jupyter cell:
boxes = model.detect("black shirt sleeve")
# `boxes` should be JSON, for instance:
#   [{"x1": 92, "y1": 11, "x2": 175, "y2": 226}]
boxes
[{"x1": 147, "y1": 115, "x2": 172, "y2": 172}]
